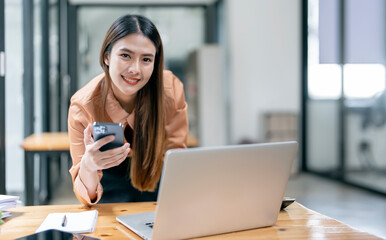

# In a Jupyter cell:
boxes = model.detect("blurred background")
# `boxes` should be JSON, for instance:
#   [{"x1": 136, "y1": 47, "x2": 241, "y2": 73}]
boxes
[{"x1": 0, "y1": 0, "x2": 386, "y2": 238}]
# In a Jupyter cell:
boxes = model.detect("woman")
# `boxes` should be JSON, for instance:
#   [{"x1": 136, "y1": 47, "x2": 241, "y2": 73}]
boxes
[{"x1": 68, "y1": 14, "x2": 188, "y2": 206}]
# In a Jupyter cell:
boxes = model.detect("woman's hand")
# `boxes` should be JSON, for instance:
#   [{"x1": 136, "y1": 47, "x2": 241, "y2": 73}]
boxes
[
  {"x1": 78, "y1": 123, "x2": 130, "y2": 202},
  {"x1": 81, "y1": 123, "x2": 131, "y2": 173}
]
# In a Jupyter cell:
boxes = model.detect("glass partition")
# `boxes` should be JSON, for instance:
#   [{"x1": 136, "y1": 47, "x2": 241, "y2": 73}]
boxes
[{"x1": 306, "y1": 0, "x2": 386, "y2": 194}]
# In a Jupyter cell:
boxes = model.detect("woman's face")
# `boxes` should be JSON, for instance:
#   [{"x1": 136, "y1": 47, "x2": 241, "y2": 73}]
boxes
[{"x1": 105, "y1": 33, "x2": 156, "y2": 102}]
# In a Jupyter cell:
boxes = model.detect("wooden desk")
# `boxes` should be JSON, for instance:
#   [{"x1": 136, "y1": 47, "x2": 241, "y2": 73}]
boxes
[
  {"x1": 0, "y1": 202, "x2": 381, "y2": 239},
  {"x1": 21, "y1": 132, "x2": 71, "y2": 206}
]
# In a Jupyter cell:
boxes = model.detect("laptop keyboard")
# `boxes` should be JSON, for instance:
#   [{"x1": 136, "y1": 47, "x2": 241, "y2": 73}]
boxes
[{"x1": 145, "y1": 222, "x2": 154, "y2": 228}]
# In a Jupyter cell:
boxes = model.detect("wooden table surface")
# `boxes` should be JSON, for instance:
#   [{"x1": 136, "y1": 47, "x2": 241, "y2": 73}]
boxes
[
  {"x1": 21, "y1": 132, "x2": 70, "y2": 151},
  {"x1": 0, "y1": 202, "x2": 381, "y2": 240},
  {"x1": 21, "y1": 132, "x2": 199, "y2": 151}
]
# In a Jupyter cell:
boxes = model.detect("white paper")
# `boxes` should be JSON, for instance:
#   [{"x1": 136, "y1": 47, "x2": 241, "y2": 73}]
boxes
[
  {"x1": 0, "y1": 203, "x2": 17, "y2": 211},
  {"x1": 0, "y1": 195, "x2": 19, "y2": 203},
  {"x1": 36, "y1": 210, "x2": 98, "y2": 234},
  {"x1": 0, "y1": 195, "x2": 20, "y2": 220}
]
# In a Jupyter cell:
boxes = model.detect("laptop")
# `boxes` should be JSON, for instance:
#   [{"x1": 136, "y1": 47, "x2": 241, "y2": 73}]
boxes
[{"x1": 116, "y1": 141, "x2": 298, "y2": 240}]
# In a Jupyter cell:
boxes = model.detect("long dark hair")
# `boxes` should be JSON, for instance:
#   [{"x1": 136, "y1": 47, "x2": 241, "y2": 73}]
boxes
[{"x1": 99, "y1": 14, "x2": 166, "y2": 191}]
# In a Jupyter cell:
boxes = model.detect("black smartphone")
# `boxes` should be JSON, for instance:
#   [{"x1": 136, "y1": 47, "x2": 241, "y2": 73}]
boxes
[
  {"x1": 16, "y1": 229, "x2": 100, "y2": 239},
  {"x1": 280, "y1": 197, "x2": 295, "y2": 210},
  {"x1": 92, "y1": 122, "x2": 124, "y2": 151}
]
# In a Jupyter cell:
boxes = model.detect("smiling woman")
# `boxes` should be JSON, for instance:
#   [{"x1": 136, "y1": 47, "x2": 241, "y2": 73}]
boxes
[
  {"x1": 67, "y1": 14, "x2": 188, "y2": 207},
  {"x1": 105, "y1": 33, "x2": 156, "y2": 113}
]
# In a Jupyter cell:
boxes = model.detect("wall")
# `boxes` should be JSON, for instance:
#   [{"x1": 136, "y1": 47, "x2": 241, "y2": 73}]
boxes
[
  {"x1": 187, "y1": 45, "x2": 226, "y2": 146},
  {"x1": 225, "y1": 0, "x2": 301, "y2": 144}
]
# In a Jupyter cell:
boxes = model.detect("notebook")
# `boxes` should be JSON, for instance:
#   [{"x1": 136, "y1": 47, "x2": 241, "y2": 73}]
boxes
[
  {"x1": 36, "y1": 210, "x2": 98, "y2": 234},
  {"x1": 117, "y1": 141, "x2": 298, "y2": 240}
]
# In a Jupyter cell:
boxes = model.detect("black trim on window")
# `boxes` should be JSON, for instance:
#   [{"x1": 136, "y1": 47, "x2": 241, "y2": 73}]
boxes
[
  {"x1": 0, "y1": 0, "x2": 6, "y2": 194},
  {"x1": 23, "y1": 0, "x2": 34, "y2": 138},
  {"x1": 301, "y1": 0, "x2": 308, "y2": 172}
]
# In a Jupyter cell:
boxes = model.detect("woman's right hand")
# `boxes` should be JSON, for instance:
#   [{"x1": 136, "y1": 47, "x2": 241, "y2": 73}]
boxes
[{"x1": 80, "y1": 123, "x2": 131, "y2": 174}]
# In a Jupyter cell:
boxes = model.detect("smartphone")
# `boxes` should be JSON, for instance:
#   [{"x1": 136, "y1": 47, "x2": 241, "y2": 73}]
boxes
[
  {"x1": 92, "y1": 122, "x2": 124, "y2": 151},
  {"x1": 16, "y1": 229, "x2": 100, "y2": 240}
]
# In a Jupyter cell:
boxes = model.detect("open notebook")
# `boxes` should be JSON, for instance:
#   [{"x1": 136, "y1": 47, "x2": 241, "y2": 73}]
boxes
[{"x1": 36, "y1": 210, "x2": 98, "y2": 234}]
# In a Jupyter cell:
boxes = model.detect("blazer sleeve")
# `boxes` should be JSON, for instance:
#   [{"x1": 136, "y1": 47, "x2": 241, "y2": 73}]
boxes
[
  {"x1": 68, "y1": 103, "x2": 103, "y2": 207},
  {"x1": 164, "y1": 72, "x2": 189, "y2": 151}
]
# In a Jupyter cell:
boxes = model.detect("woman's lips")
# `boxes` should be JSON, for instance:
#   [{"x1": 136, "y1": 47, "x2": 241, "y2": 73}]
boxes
[{"x1": 122, "y1": 75, "x2": 140, "y2": 85}]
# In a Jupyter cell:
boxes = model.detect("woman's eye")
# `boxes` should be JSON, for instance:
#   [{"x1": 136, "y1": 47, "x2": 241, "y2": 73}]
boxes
[
  {"x1": 121, "y1": 53, "x2": 130, "y2": 58},
  {"x1": 143, "y1": 58, "x2": 152, "y2": 63}
]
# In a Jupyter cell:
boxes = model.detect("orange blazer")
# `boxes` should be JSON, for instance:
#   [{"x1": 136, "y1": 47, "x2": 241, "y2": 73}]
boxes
[{"x1": 68, "y1": 70, "x2": 188, "y2": 206}]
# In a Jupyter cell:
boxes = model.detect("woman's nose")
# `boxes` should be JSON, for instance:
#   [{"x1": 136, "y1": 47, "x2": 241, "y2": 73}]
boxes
[{"x1": 128, "y1": 60, "x2": 140, "y2": 74}]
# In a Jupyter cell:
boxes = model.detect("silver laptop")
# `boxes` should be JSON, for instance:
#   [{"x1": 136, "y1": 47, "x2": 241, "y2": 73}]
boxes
[{"x1": 116, "y1": 141, "x2": 298, "y2": 240}]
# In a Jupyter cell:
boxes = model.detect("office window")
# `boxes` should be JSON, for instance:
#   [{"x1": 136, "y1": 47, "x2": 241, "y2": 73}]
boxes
[
  {"x1": 308, "y1": 64, "x2": 341, "y2": 99},
  {"x1": 306, "y1": 0, "x2": 386, "y2": 195},
  {"x1": 5, "y1": 0, "x2": 24, "y2": 193},
  {"x1": 344, "y1": 64, "x2": 385, "y2": 99},
  {"x1": 308, "y1": 0, "x2": 385, "y2": 100}
]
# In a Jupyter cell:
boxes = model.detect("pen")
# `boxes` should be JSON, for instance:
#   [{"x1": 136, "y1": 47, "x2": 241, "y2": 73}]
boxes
[{"x1": 61, "y1": 214, "x2": 67, "y2": 227}]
